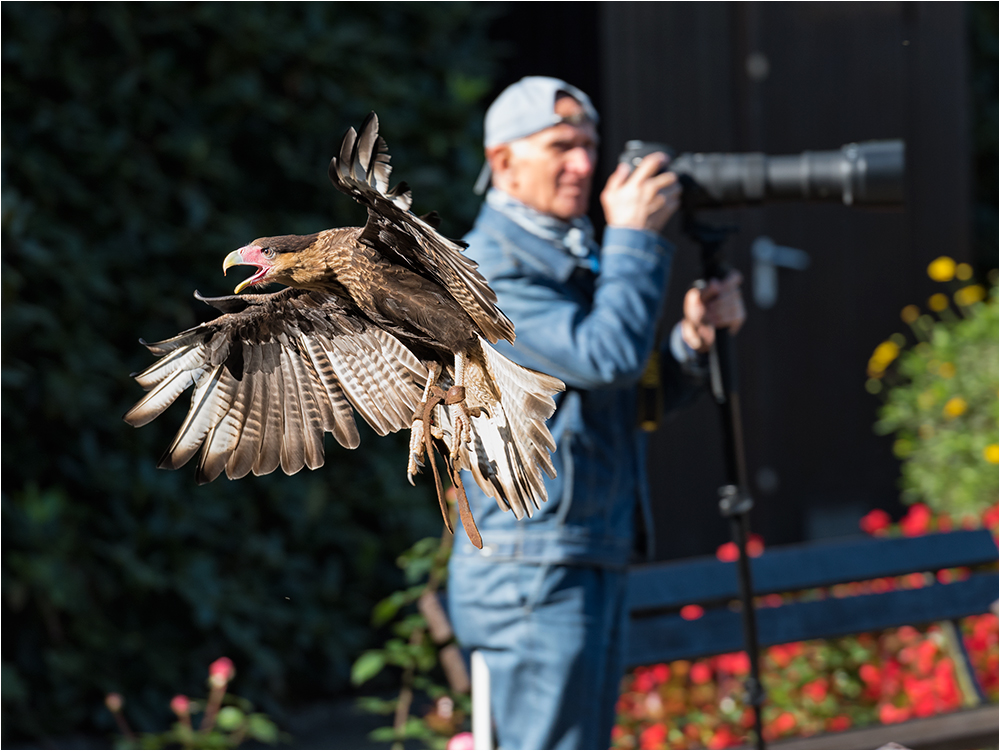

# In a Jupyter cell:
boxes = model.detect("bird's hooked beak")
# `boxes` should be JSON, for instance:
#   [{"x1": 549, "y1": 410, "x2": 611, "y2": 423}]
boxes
[{"x1": 223, "y1": 245, "x2": 271, "y2": 294}]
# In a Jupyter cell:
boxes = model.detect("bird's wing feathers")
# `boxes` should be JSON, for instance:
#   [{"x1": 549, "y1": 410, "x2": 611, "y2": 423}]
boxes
[
  {"x1": 329, "y1": 113, "x2": 515, "y2": 345},
  {"x1": 124, "y1": 288, "x2": 428, "y2": 484}
]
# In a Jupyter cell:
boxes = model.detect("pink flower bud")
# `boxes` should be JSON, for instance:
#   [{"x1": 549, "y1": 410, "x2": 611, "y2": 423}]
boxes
[
  {"x1": 446, "y1": 731, "x2": 475, "y2": 750},
  {"x1": 170, "y1": 694, "x2": 190, "y2": 716},
  {"x1": 105, "y1": 693, "x2": 124, "y2": 713},
  {"x1": 208, "y1": 656, "x2": 235, "y2": 688}
]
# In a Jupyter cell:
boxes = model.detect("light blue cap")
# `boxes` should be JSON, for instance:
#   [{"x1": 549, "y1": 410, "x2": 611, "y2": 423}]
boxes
[
  {"x1": 475, "y1": 76, "x2": 599, "y2": 193},
  {"x1": 484, "y1": 76, "x2": 599, "y2": 148}
]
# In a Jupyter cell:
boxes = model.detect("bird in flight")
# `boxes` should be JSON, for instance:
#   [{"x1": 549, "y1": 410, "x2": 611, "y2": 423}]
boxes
[{"x1": 124, "y1": 113, "x2": 563, "y2": 548}]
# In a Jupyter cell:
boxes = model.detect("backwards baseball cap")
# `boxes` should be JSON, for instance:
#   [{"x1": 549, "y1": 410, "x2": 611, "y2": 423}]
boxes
[{"x1": 474, "y1": 76, "x2": 599, "y2": 194}]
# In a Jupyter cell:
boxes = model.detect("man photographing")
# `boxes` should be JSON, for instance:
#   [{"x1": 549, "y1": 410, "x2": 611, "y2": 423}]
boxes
[{"x1": 447, "y1": 76, "x2": 745, "y2": 749}]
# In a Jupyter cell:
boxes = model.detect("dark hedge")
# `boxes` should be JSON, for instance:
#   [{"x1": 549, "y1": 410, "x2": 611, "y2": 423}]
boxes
[{"x1": 1, "y1": 2, "x2": 499, "y2": 743}]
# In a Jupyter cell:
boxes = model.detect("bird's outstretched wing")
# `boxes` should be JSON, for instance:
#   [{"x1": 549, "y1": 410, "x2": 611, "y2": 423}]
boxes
[
  {"x1": 328, "y1": 113, "x2": 515, "y2": 345},
  {"x1": 124, "y1": 288, "x2": 427, "y2": 484}
]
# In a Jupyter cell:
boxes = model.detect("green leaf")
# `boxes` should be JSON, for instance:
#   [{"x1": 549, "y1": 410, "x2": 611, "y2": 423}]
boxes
[
  {"x1": 215, "y1": 705, "x2": 244, "y2": 732},
  {"x1": 356, "y1": 696, "x2": 397, "y2": 715},
  {"x1": 247, "y1": 713, "x2": 279, "y2": 744},
  {"x1": 351, "y1": 650, "x2": 387, "y2": 686}
]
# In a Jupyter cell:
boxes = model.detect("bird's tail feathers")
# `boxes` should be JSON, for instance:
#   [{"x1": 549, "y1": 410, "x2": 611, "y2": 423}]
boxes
[{"x1": 438, "y1": 338, "x2": 563, "y2": 520}]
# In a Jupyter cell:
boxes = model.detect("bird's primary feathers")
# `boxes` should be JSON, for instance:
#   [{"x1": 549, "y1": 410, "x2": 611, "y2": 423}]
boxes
[{"x1": 124, "y1": 113, "x2": 564, "y2": 547}]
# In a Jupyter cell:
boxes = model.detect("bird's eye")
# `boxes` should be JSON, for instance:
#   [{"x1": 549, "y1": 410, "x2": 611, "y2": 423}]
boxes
[{"x1": 262, "y1": 247, "x2": 276, "y2": 259}]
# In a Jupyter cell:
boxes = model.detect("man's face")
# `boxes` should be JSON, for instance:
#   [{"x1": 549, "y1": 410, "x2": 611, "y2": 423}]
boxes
[{"x1": 493, "y1": 97, "x2": 598, "y2": 221}]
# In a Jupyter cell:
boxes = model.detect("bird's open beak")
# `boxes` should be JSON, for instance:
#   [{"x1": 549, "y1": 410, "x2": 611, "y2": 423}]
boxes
[{"x1": 223, "y1": 246, "x2": 268, "y2": 294}]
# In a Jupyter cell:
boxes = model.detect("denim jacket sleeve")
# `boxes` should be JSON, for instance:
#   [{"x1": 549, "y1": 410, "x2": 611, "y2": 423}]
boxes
[{"x1": 469, "y1": 211, "x2": 677, "y2": 392}]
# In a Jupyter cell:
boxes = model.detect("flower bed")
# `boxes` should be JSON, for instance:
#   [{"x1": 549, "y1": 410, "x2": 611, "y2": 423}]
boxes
[
  {"x1": 614, "y1": 614, "x2": 997, "y2": 749},
  {"x1": 613, "y1": 503, "x2": 999, "y2": 750}
]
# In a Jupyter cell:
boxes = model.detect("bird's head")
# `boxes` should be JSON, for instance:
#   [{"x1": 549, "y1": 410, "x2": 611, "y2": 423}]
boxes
[{"x1": 222, "y1": 233, "x2": 320, "y2": 293}]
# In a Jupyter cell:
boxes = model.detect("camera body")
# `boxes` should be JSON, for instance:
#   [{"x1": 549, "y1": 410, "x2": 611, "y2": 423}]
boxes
[{"x1": 618, "y1": 139, "x2": 905, "y2": 209}]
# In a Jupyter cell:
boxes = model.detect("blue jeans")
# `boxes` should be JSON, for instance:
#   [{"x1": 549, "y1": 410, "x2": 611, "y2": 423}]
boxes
[{"x1": 447, "y1": 558, "x2": 629, "y2": 750}]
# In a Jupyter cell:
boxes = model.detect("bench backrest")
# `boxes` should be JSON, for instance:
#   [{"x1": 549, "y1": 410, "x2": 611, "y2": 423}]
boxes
[{"x1": 626, "y1": 529, "x2": 998, "y2": 667}]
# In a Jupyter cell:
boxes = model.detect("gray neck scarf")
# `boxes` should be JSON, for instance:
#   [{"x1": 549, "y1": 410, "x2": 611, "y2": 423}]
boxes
[{"x1": 486, "y1": 188, "x2": 600, "y2": 273}]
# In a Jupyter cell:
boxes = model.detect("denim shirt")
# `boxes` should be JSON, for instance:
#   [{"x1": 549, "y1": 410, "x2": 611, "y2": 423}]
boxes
[{"x1": 452, "y1": 202, "x2": 701, "y2": 569}]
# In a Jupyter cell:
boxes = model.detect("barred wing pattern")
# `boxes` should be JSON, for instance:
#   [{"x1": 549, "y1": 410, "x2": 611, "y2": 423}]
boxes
[
  {"x1": 124, "y1": 288, "x2": 428, "y2": 484},
  {"x1": 328, "y1": 113, "x2": 516, "y2": 345}
]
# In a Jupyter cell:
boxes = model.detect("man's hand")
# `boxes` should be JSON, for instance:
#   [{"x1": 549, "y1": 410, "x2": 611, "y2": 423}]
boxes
[
  {"x1": 681, "y1": 271, "x2": 746, "y2": 353},
  {"x1": 600, "y1": 152, "x2": 681, "y2": 234}
]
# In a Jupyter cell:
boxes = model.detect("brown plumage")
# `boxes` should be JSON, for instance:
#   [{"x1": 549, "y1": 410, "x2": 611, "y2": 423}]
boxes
[{"x1": 124, "y1": 113, "x2": 564, "y2": 547}]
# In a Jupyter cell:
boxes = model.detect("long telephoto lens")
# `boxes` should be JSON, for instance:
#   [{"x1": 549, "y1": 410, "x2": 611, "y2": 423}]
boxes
[{"x1": 619, "y1": 140, "x2": 905, "y2": 209}]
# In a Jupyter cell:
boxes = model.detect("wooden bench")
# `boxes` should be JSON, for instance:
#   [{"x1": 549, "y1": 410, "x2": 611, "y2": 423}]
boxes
[{"x1": 625, "y1": 528, "x2": 998, "y2": 748}]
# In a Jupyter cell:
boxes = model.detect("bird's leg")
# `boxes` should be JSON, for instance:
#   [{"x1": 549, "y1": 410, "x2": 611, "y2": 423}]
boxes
[
  {"x1": 445, "y1": 351, "x2": 480, "y2": 461},
  {"x1": 407, "y1": 361, "x2": 442, "y2": 485}
]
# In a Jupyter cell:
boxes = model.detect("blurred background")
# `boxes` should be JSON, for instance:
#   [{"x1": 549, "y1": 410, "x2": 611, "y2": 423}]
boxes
[{"x1": 2, "y1": 2, "x2": 996, "y2": 748}]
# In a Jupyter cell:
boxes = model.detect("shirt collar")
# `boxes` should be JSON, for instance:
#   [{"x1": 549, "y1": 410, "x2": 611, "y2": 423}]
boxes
[{"x1": 485, "y1": 189, "x2": 600, "y2": 276}]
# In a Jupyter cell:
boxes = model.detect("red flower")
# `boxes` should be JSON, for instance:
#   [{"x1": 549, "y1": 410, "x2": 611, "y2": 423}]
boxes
[
  {"x1": 913, "y1": 696, "x2": 937, "y2": 718},
  {"x1": 716, "y1": 651, "x2": 750, "y2": 676},
  {"x1": 632, "y1": 668, "x2": 655, "y2": 694},
  {"x1": 916, "y1": 639, "x2": 938, "y2": 674},
  {"x1": 897, "y1": 625, "x2": 920, "y2": 644},
  {"x1": 984, "y1": 504, "x2": 999, "y2": 531},
  {"x1": 209, "y1": 656, "x2": 235, "y2": 688},
  {"x1": 860, "y1": 508, "x2": 891, "y2": 535},
  {"x1": 680, "y1": 604, "x2": 704, "y2": 621},
  {"x1": 937, "y1": 515, "x2": 953, "y2": 532},
  {"x1": 716, "y1": 542, "x2": 739, "y2": 562},
  {"x1": 827, "y1": 715, "x2": 852, "y2": 732},
  {"x1": 768, "y1": 643, "x2": 802, "y2": 668},
  {"x1": 170, "y1": 694, "x2": 190, "y2": 716},
  {"x1": 651, "y1": 663, "x2": 670, "y2": 684},
  {"x1": 639, "y1": 722, "x2": 667, "y2": 749},
  {"x1": 802, "y1": 678, "x2": 828, "y2": 703},
  {"x1": 905, "y1": 572, "x2": 927, "y2": 589},
  {"x1": 878, "y1": 703, "x2": 911, "y2": 724},
  {"x1": 708, "y1": 725, "x2": 736, "y2": 749},
  {"x1": 771, "y1": 712, "x2": 796, "y2": 735},
  {"x1": 900, "y1": 503, "x2": 931, "y2": 536},
  {"x1": 871, "y1": 577, "x2": 894, "y2": 593},
  {"x1": 746, "y1": 534, "x2": 765, "y2": 558},
  {"x1": 859, "y1": 663, "x2": 881, "y2": 686},
  {"x1": 690, "y1": 661, "x2": 713, "y2": 685}
]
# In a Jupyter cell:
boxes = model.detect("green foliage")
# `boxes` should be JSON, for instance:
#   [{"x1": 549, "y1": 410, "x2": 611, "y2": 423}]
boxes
[
  {"x1": 352, "y1": 532, "x2": 468, "y2": 749},
  {"x1": 1, "y1": 2, "x2": 498, "y2": 744},
  {"x1": 108, "y1": 683, "x2": 284, "y2": 750},
  {"x1": 868, "y1": 268, "x2": 999, "y2": 520}
]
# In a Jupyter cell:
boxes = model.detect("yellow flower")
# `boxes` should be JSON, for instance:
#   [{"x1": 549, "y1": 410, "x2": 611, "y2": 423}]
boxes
[
  {"x1": 868, "y1": 341, "x2": 900, "y2": 375},
  {"x1": 956, "y1": 263, "x2": 973, "y2": 281},
  {"x1": 984, "y1": 444, "x2": 999, "y2": 464},
  {"x1": 938, "y1": 362, "x2": 956, "y2": 379},
  {"x1": 901, "y1": 305, "x2": 920, "y2": 324},
  {"x1": 928, "y1": 293, "x2": 949, "y2": 312},
  {"x1": 954, "y1": 285, "x2": 986, "y2": 307},
  {"x1": 927, "y1": 256, "x2": 956, "y2": 282},
  {"x1": 943, "y1": 396, "x2": 967, "y2": 418}
]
